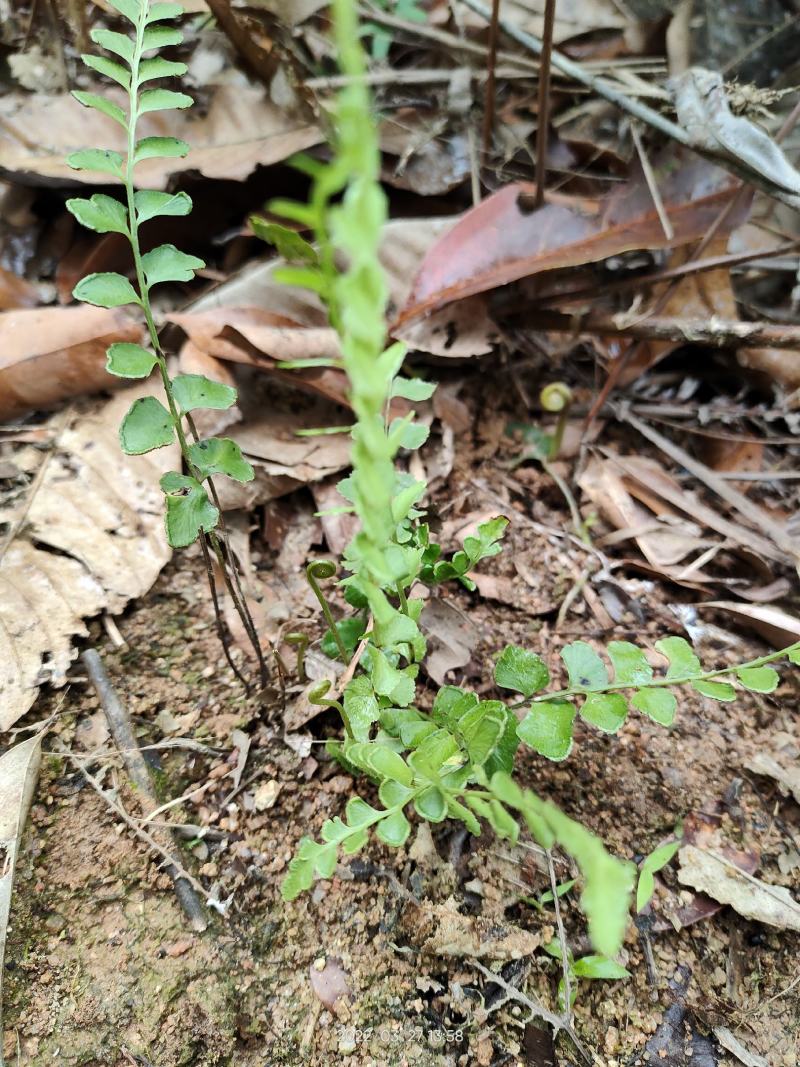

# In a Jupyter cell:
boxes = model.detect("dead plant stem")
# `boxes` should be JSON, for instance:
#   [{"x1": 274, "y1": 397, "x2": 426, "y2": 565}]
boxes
[
  {"x1": 482, "y1": 0, "x2": 502, "y2": 154},
  {"x1": 533, "y1": 0, "x2": 556, "y2": 207}
]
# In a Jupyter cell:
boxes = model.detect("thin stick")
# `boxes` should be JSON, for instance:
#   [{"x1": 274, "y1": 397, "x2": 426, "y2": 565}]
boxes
[
  {"x1": 482, "y1": 0, "x2": 502, "y2": 155},
  {"x1": 533, "y1": 0, "x2": 556, "y2": 207},
  {"x1": 528, "y1": 307, "x2": 800, "y2": 350},
  {"x1": 529, "y1": 239, "x2": 800, "y2": 309},
  {"x1": 546, "y1": 848, "x2": 573, "y2": 1024},
  {"x1": 62, "y1": 745, "x2": 209, "y2": 924},
  {"x1": 470, "y1": 959, "x2": 591, "y2": 1064},
  {"x1": 198, "y1": 532, "x2": 250, "y2": 691},
  {"x1": 81, "y1": 650, "x2": 208, "y2": 931},
  {"x1": 631, "y1": 122, "x2": 672, "y2": 240}
]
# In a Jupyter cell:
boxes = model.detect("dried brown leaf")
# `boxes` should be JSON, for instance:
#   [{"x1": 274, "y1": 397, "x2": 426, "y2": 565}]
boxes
[
  {"x1": 0, "y1": 733, "x2": 42, "y2": 1039},
  {"x1": 0, "y1": 384, "x2": 178, "y2": 728},
  {"x1": 0, "y1": 265, "x2": 38, "y2": 311},
  {"x1": 579, "y1": 455, "x2": 709, "y2": 569},
  {"x1": 678, "y1": 844, "x2": 800, "y2": 931},
  {"x1": 395, "y1": 153, "x2": 738, "y2": 328},
  {"x1": 0, "y1": 305, "x2": 144, "y2": 420},
  {"x1": 421, "y1": 598, "x2": 478, "y2": 685},
  {"x1": 0, "y1": 86, "x2": 320, "y2": 186}
]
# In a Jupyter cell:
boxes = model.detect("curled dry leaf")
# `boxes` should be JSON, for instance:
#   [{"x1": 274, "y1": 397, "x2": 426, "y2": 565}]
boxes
[
  {"x1": 678, "y1": 844, "x2": 800, "y2": 931},
  {"x1": 0, "y1": 733, "x2": 42, "y2": 1041},
  {"x1": 0, "y1": 85, "x2": 320, "y2": 187},
  {"x1": 0, "y1": 383, "x2": 178, "y2": 729},
  {"x1": 169, "y1": 307, "x2": 348, "y2": 408},
  {"x1": 0, "y1": 305, "x2": 144, "y2": 421},
  {"x1": 697, "y1": 601, "x2": 800, "y2": 647},
  {"x1": 673, "y1": 69, "x2": 800, "y2": 199},
  {"x1": 394, "y1": 152, "x2": 738, "y2": 328},
  {"x1": 607, "y1": 452, "x2": 787, "y2": 566},
  {"x1": 310, "y1": 478, "x2": 359, "y2": 555},
  {"x1": 744, "y1": 753, "x2": 800, "y2": 805}
]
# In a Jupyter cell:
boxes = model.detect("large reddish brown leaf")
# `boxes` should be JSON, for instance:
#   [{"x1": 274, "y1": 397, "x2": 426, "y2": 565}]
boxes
[
  {"x1": 0, "y1": 305, "x2": 145, "y2": 420},
  {"x1": 394, "y1": 153, "x2": 739, "y2": 329}
]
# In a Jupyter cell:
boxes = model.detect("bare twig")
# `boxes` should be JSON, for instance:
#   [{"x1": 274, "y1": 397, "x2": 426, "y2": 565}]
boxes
[
  {"x1": 528, "y1": 239, "x2": 800, "y2": 309},
  {"x1": 305, "y1": 65, "x2": 534, "y2": 89},
  {"x1": 482, "y1": 0, "x2": 502, "y2": 154},
  {"x1": 527, "y1": 307, "x2": 800, "y2": 351},
  {"x1": 471, "y1": 959, "x2": 591, "y2": 1063},
  {"x1": 61, "y1": 744, "x2": 210, "y2": 917},
  {"x1": 81, "y1": 649, "x2": 208, "y2": 930},
  {"x1": 631, "y1": 122, "x2": 673, "y2": 240},
  {"x1": 533, "y1": 0, "x2": 556, "y2": 207},
  {"x1": 545, "y1": 849, "x2": 573, "y2": 1022}
]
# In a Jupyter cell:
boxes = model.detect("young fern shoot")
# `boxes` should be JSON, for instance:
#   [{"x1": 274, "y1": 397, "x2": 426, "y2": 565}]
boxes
[{"x1": 66, "y1": 0, "x2": 268, "y2": 690}]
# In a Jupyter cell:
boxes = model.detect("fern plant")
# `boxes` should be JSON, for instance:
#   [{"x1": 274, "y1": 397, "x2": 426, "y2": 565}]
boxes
[
  {"x1": 260, "y1": 0, "x2": 800, "y2": 960},
  {"x1": 65, "y1": 0, "x2": 267, "y2": 689}
]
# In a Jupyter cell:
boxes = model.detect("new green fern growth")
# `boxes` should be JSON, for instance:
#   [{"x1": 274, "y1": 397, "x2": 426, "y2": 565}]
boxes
[
  {"x1": 261, "y1": 0, "x2": 800, "y2": 961},
  {"x1": 66, "y1": 0, "x2": 267, "y2": 688}
]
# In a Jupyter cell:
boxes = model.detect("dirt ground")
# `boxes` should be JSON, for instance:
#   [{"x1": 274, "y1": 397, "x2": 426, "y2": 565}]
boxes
[{"x1": 4, "y1": 378, "x2": 800, "y2": 1067}]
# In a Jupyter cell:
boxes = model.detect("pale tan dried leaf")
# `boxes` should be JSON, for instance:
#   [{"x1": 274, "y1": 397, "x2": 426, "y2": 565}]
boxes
[
  {"x1": 235, "y1": 411, "x2": 351, "y2": 484},
  {"x1": 310, "y1": 478, "x2": 358, "y2": 556},
  {"x1": 171, "y1": 308, "x2": 340, "y2": 362},
  {"x1": 0, "y1": 384, "x2": 178, "y2": 728},
  {"x1": 678, "y1": 844, "x2": 800, "y2": 931},
  {"x1": 0, "y1": 305, "x2": 143, "y2": 420},
  {"x1": 737, "y1": 345, "x2": 800, "y2": 391},
  {"x1": 698, "y1": 601, "x2": 800, "y2": 647},
  {"x1": 607, "y1": 448, "x2": 788, "y2": 565},
  {"x1": 0, "y1": 85, "x2": 320, "y2": 187},
  {"x1": 0, "y1": 733, "x2": 42, "y2": 1037}
]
